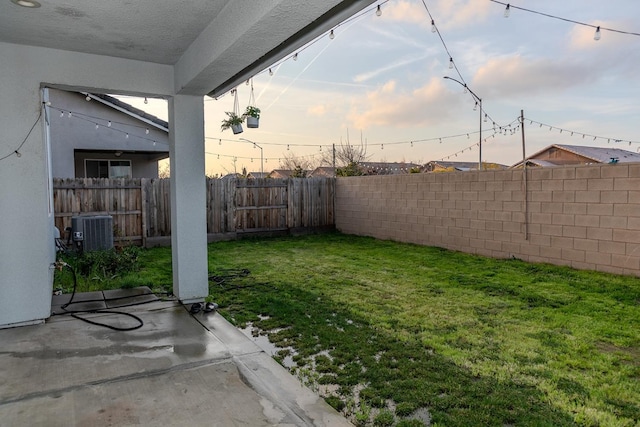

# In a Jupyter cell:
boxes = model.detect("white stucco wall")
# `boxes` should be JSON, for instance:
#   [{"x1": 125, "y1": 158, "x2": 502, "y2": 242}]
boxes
[{"x1": 0, "y1": 41, "x2": 173, "y2": 327}]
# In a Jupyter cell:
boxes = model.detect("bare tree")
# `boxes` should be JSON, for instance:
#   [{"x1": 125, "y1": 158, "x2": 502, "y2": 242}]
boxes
[
  {"x1": 320, "y1": 129, "x2": 370, "y2": 167},
  {"x1": 278, "y1": 152, "x2": 318, "y2": 172}
]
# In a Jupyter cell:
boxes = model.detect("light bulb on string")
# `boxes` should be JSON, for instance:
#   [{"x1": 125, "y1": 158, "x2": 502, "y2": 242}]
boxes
[
  {"x1": 293, "y1": 53, "x2": 298, "y2": 61},
  {"x1": 15, "y1": 150, "x2": 21, "y2": 158},
  {"x1": 145, "y1": 128, "x2": 149, "y2": 135},
  {"x1": 484, "y1": 113, "x2": 488, "y2": 122},
  {"x1": 410, "y1": 141, "x2": 413, "y2": 147},
  {"x1": 473, "y1": 102, "x2": 478, "y2": 111},
  {"x1": 287, "y1": 145, "x2": 290, "y2": 150},
  {"x1": 108, "y1": 121, "x2": 112, "y2": 127},
  {"x1": 504, "y1": 4, "x2": 510, "y2": 18},
  {"x1": 448, "y1": 58, "x2": 454, "y2": 69},
  {"x1": 85, "y1": 95, "x2": 91, "y2": 101},
  {"x1": 219, "y1": 139, "x2": 222, "y2": 145},
  {"x1": 60, "y1": 111, "x2": 64, "y2": 118},
  {"x1": 95, "y1": 124, "x2": 99, "y2": 130},
  {"x1": 329, "y1": 30, "x2": 335, "y2": 40},
  {"x1": 125, "y1": 133, "x2": 129, "y2": 139},
  {"x1": 431, "y1": 19, "x2": 436, "y2": 33},
  {"x1": 269, "y1": 68, "x2": 273, "y2": 76},
  {"x1": 217, "y1": 154, "x2": 220, "y2": 159},
  {"x1": 144, "y1": 97, "x2": 148, "y2": 104},
  {"x1": 376, "y1": 4, "x2": 381, "y2": 16},
  {"x1": 594, "y1": 26, "x2": 601, "y2": 41},
  {"x1": 381, "y1": 144, "x2": 384, "y2": 150},
  {"x1": 68, "y1": 112, "x2": 72, "y2": 118}
]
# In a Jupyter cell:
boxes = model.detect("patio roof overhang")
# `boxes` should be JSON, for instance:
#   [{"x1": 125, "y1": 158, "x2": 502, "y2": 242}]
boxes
[
  {"x1": 0, "y1": 0, "x2": 376, "y2": 328},
  {"x1": 0, "y1": 0, "x2": 376, "y2": 96}
]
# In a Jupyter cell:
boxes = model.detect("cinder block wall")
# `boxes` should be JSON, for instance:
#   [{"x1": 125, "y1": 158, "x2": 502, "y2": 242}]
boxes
[{"x1": 335, "y1": 163, "x2": 640, "y2": 277}]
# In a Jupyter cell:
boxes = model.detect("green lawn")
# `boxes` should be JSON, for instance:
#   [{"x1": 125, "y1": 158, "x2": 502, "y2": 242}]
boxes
[{"x1": 55, "y1": 233, "x2": 640, "y2": 427}]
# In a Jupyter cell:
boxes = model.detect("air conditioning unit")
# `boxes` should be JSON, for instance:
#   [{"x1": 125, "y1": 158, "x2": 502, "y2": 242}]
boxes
[{"x1": 71, "y1": 215, "x2": 114, "y2": 252}]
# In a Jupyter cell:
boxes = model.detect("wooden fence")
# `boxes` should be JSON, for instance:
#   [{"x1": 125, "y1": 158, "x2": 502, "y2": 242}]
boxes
[{"x1": 53, "y1": 177, "x2": 335, "y2": 246}]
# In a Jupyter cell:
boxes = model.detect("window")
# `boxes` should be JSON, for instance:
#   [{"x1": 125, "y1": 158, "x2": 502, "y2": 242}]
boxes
[{"x1": 85, "y1": 159, "x2": 132, "y2": 178}]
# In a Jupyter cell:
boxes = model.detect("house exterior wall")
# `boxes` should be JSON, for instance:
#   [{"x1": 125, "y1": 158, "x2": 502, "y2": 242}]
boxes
[
  {"x1": 335, "y1": 163, "x2": 640, "y2": 277},
  {"x1": 48, "y1": 89, "x2": 168, "y2": 179},
  {"x1": 0, "y1": 41, "x2": 173, "y2": 327},
  {"x1": 531, "y1": 147, "x2": 589, "y2": 165}
]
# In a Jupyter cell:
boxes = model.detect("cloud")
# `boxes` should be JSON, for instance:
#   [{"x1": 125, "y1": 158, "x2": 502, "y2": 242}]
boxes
[
  {"x1": 384, "y1": 0, "x2": 492, "y2": 29},
  {"x1": 471, "y1": 55, "x2": 594, "y2": 98},
  {"x1": 347, "y1": 78, "x2": 460, "y2": 129},
  {"x1": 307, "y1": 104, "x2": 327, "y2": 117}
]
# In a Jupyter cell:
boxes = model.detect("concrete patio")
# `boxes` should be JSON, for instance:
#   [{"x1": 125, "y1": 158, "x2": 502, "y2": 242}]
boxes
[{"x1": 0, "y1": 289, "x2": 350, "y2": 426}]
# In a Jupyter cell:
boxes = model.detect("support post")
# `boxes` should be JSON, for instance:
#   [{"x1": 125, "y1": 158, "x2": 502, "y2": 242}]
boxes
[
  {"x1": 169, "y1": 95, "x2": 208, "y2": 303},
  {"x1": 521, "y1": 109, "x2": 529, "y2": 240}
]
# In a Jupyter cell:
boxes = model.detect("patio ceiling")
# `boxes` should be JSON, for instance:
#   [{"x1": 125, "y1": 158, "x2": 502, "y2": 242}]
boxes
[{"x1": 0, "y1": 0, "x2": 376, "y2": 96}]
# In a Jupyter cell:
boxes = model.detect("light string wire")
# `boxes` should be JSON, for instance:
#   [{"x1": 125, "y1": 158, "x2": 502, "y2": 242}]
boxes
[
  {"x1": 420, "y1": 0, "x2": 504, "y2": 130},
  {"x1": 489, "y1": 0, "x2": 640, "y2": 37},
  {"x1": 0, "y1": 109, "x2": 42, "y2": 162},
  {"x1": 251, "y1": 1, "x2": 391, "y2": 80},
  {"x1": 524, "y1": 117, "x2": 640, "y2": 147},
  {"x1": 48, "y1": 105, "x2": 167, "y2": 146}
]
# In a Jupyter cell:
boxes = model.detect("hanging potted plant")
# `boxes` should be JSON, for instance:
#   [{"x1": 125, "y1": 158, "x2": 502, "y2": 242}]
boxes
[
  {"x1": 244, "y1": 105, "x2": 260, "y2": 129},
  {"x1": 220, "y1": 89, "x2": 244, "y2": 134},
  {"x1": 221, "y1": 111, "x2": 244, "y2": 134},
  {"x1": 244, "y1": 78, "x2": 260, "y2": 129}
]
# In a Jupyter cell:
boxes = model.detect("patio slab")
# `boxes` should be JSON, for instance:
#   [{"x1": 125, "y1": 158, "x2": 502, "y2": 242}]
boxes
[{"x1": 0, "y1": 290, "x2": 349, "y2": 426}]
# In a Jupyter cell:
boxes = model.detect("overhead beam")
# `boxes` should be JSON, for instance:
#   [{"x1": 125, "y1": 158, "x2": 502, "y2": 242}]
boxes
[{"x1": 174, "y1": 0, "x2": 377, "y2": 97}]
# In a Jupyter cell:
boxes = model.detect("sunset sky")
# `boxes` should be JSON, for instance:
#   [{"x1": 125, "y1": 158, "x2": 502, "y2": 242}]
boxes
[{"x1": 120, "y1": 0, "x2": 640, "y2": 176}]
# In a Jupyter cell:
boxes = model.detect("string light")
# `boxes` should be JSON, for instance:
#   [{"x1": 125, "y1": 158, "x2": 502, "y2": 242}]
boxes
[
  {"x1": 484, "y1": 113, "x2": 488, "y2": 122},
  {"x1": 144, "y1": 97, "x2": 148, "y2": 104},
  {"x1": 376, "y1": 4, "x2": 381, "y2": 16},
  {"x1": 292, "y1": 53, "x2": 298, "y2": 61},
  {"x1": 60, "y1": 111, "x2": 64, "y2": 118},
  {"x1": 448, "y1": 58, "x2": 454, "y2": 69},
  {"x1": 503, "y1": 3, "x2": 510, "y2": 18},
  {"x1": 85, "y1": 95, "x2": 91, "y2": 101},
  {"x1": 329, "y1": 30, "x2": 335, "y2": 40},
  {"x1": 108, "y1": 121, "x2": 112, "y2": 127},
  {"x1": 489, "y1": 0, "x2": 640, "y2": 39},
  {"x1": 145, "y1": 128, "x2": 149, "y2": 135},
  {"x1": 431, "y1": 19, "x2": 436, "y2": 33},
  {"x1": 268, "y1": 68, "x2": 273, "y2": 76}
]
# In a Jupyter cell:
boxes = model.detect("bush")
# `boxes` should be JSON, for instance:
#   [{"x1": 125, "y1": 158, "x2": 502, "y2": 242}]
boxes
[{"x1": 58, "y1": 246, "x2": 140, "y2": 280}]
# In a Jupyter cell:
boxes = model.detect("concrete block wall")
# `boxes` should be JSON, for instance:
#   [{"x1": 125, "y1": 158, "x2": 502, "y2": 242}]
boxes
[{"x1": 335, "y1": 163, "x2": 640, "y2": 277}]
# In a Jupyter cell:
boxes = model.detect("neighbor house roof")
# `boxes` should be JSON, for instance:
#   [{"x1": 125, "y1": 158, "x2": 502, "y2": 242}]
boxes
[
  {"x1": 511, "y1": 144, "x2": 640, "y2": 168},
  {"x1": 89, "y1": 93, "x2": 169, "y2": 131}
]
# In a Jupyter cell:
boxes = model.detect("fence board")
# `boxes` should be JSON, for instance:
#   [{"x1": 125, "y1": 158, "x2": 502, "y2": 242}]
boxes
[{"x1": 53, "y1": 177, "x2": 335, "y2": 246}]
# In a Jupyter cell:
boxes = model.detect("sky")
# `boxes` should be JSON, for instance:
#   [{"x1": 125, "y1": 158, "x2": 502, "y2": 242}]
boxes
[{"x1": 119, "y1": 0, "x2": 640, "y2": 177}]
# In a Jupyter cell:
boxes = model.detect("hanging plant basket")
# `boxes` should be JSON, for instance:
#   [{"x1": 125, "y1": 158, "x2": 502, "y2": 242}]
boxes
[
  {"x1": 244, "y1": 106, "x2": 260, "y2": 129},
  {"x1": 231, "y1": 123, "x2": 243, "y2": 134},
  {"x1": 220, "y1": 89, "x2": 244, "y2": 134},
  {"x1": 244, "y1": 79, "x2": 260, "y2": 129},
  {"x1": 221, "y1": 111, "x2": 244, "y2": 134}
]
